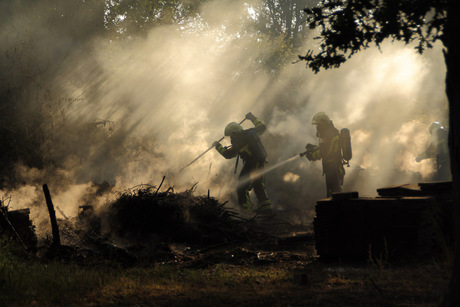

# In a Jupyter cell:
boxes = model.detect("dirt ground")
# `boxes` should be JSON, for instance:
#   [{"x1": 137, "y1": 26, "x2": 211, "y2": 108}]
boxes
[
  {"x1": 20, "y1": 187, "x2": 452, "y2": 307},
  {"x1": 77, "y1": 215, "x2": 451, "y2": 307}
]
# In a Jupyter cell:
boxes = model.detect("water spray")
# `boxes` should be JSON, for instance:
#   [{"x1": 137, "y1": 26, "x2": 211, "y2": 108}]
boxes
[{"x1": 238, "y1": 154, "x2": 302, "y2": 186}]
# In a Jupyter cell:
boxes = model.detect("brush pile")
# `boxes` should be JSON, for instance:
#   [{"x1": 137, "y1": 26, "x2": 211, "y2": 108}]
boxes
[
  {"x1": 90, "y1": 185, "x2": 269, "y2": 246},
  {"x1": 42, "y1": 184, "x2": 300, "y2": 265}
]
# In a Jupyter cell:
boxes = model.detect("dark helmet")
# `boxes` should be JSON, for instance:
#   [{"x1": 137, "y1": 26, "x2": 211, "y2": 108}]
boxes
[
  {"x1": 312, "y1": 112, "x2": 332, "y2": 127},
  {"x1": 224, "y1": 122, "x2": 243, "y2": 136}
]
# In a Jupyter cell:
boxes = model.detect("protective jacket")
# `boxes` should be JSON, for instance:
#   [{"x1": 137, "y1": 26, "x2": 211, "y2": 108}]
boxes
[
  {"x1": 308, "y1": 123, "x2": 345, "y2": 197},
  {"x1": 417, "y1": 128, "x2": 450, "y2": 181},
  {"x1": 216, "y1": 121, "x2": 267, "y2": 164},
  {"x1": 214, "y1": 116, "x2": 271, "y2": 211}
]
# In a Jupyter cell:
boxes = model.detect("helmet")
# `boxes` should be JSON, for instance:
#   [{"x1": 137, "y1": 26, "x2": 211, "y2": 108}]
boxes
[
  {"x1": 429, "y1": 121, "x2": 443, "y2": 135},
  {"x1": 312, "y1": 112, "x2": 331, "y2": 126},
  {"x1": 224, "y1": 122, "x2": 243, "y2": 136}
]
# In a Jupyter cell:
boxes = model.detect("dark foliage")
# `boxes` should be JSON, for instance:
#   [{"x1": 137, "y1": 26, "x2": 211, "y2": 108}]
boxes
[{"x1": 299, "y1": 0, "x2": 447, "y2": 72}]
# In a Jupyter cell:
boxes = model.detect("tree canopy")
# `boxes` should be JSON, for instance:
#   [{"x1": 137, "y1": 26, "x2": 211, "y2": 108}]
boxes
[{"x1": 299, "y1": 0, "x2": 447, "y2": 72}]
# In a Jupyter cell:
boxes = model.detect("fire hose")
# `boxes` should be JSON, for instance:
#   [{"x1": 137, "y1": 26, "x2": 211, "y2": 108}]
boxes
[{"x1": 180, "y1": 117, "x2": 247, "y2": 172}]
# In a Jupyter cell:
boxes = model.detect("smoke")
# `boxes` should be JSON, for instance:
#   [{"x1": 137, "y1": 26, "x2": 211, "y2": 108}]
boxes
[
  {"x1": 0, "y1": 0, "x2": 449, "y2": 230},
  {"x1": 266, "y1": 41, "x2": 448, "y2": 199}
]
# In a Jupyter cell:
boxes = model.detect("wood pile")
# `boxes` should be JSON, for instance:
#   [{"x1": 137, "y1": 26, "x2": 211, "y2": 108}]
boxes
[
  {"x1": 0, "y1": 206, "x2": 37, "y2": 251},
  {"x1": 313, "y1": 181, "x2": 453, "y2": 261}
]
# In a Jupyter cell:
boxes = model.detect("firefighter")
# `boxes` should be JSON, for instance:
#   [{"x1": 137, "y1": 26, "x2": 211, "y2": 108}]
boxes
[
  {"x1": 415, "y1": 121, "x2": 451, "y2": 181},
  {"x1": 303, "y1": 112, "x2": 346, "y2": 197},
  {"x1": 212, "y1": 112, "x2": 272, "y2": 213}
]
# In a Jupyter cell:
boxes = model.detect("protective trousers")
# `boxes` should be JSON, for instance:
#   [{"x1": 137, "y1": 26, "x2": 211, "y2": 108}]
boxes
[
  {"x1": 237, "y1": 161, "x2": 271, "y2": 211},
  {"x1": 324, "y1": 161, "x2": 344, "y2": 197}
]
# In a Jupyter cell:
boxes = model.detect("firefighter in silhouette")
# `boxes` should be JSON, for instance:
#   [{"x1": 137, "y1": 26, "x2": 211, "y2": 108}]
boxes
[
  {"x1": 302, "y1": 112, "x2": 351, "y2": 197},
  {"x1": 415, "y1": 121, "x2": 451, "y2": 181},
  {"x1": 213, "y1": 112, "x2": 271, "y2": 212}
]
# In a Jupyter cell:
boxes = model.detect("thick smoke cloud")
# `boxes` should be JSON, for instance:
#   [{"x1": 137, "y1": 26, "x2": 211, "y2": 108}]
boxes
[
  {"x1": 268, "y1": 42, "x2": 448, "y2": 198},
  {"x1": 0, "y1": 0, "x2": 449, "y2": 230}
]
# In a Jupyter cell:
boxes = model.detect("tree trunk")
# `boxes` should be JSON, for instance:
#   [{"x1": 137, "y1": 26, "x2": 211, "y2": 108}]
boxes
[{"x1": 442, "y1": 0, "x2": 460, "y2": 305}]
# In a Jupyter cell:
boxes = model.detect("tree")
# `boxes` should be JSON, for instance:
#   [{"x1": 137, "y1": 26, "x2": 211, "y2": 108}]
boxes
[
  {"x1": 248, "y1": 0, "x2": 313, "y2": 73},
  {"x1": 104, "y1": 0, "x2": 205, "y2": 39},
  {"x1": 298, "y1": 0, "x2": 459, "y2": 305},
  {"x1": 252, "y1": 0, "x2": 312, "y2": 43},
  {"x1": 0, "y1": 0, "x2": 106, "y2": 186}
]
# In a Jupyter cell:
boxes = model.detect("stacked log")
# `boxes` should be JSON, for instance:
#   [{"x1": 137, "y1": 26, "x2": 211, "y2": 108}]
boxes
[
  {"x1": 314, "y1": 182, "x2": 452, "y2": 261},
  {"x1": 0, "y1": 207, "x2": 37, "y2": 251}
]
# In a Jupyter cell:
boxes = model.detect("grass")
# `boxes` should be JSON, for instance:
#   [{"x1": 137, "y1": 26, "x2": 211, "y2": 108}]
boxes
[
  {"x1": 0, "y1": 238, "x2": 291, "y2": 306},
  {"x1": 0, "y1": 235, "x2": 452, "y2": 306},
  {"x1": 0, "y1": 238, "x2": 112, "y2": 305}
]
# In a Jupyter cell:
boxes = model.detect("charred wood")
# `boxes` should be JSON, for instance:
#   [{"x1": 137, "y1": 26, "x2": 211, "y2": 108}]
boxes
[{"x1": 43, "y1": 184, "x2": 61, "y2": 247}]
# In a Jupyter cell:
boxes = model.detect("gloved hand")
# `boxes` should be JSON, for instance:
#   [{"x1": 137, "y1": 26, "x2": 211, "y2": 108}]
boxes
[
  {"x1": 212, "y1": 141, "x2": 221, "y2": 148},
  {"x1": 300, "y1": 151, "x2": 314, "y2": 161},
  {"x1": 245, "y1": 112, "x2": 256, "y2": 121},
  {"x1": 305, "y1": 143, "x2": 317, "y2": 151},
  {"x1": 304, "y1": 143, "x2": 317, "y2": 161}
]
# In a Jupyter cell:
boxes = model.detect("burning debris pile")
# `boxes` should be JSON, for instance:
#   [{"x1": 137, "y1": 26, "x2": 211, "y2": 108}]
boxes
[
  {"x1": 99, "y1": 185, "x2": 265, "y2": 245},
  {"x1": 45, "y1": 184, "x2": 285, "y2": 265}
]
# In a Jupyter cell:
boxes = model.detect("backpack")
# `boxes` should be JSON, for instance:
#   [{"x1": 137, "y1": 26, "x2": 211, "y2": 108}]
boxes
[
  {"x1": 247, "y1": 129, "x2": 267, "y2": 163},
  {"x1": 340, "y1": 128, "x2": 352, "y2": 166}
]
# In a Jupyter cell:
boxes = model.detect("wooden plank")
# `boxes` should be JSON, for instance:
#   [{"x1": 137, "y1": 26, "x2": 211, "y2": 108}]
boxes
[{"x1": 377, "y1": 183, "x2": 425, "y2": 197}]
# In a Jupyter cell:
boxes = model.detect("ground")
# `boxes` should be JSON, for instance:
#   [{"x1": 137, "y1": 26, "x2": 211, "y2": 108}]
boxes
[
  {"x1": 1, "y1": 188, "x2": 452, "y2": 306},
  {"x1": 76, "y1": 217, "x2": 451, "y2": 307}
]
